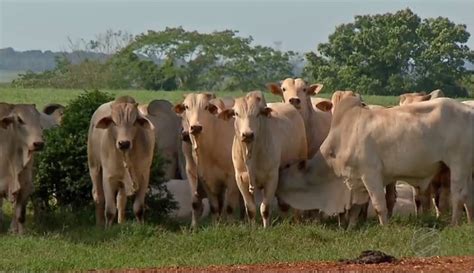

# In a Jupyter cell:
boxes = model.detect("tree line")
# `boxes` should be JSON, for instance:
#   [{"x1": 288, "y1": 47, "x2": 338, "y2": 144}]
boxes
[{"x1": 11, "y1": 9, "x2": 474, "y2": 96}]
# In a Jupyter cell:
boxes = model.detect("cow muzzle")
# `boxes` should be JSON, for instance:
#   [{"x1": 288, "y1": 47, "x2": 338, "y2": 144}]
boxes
[
  {"x1": 32, "y1": 141, "x2": 45, "y2": 151},
  {"x1": 241, "y1": 132, "x2": 254, "y2": 143},
  {"x1": 118, "y1": 140, "x2": 131, "y2": 150},
  {"x1": 289, "y1": 98, "x2": 301, "y2": 108},
  {"x1": 181, "y1": 130, "x2": 191, "y2": 142},
  {"x1": 190, "y1": 125, "x2": 203, "y2": 135}
]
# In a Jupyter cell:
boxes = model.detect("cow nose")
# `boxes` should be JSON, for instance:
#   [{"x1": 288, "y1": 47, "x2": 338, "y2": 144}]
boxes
[
  {"x1": 190, "y1": 125, "x2": 202, "y2": 135},
  {"x1": 289, "y1": 98, "x2": 301, "y2": 106},
  {"x1": 181, "y1": 130, "x2": 191, "y2": 142},
  {"x1": 118, "y1": 140, "x2": 131, "y2": 150},
  {"x1": 33, "y1": 141, "x2": 44, "y2": 151},
  {"x1": 242, "y1": 132, "x2": 254, "y2": 143}
]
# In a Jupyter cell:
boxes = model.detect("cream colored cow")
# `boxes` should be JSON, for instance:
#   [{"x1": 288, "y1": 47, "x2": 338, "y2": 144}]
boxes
[
  {"x1": 218, "y1": 91, "x2": 307, "y2": 227},
  {"x1": 88, "y1": 96, "x2": 155, "y2": 227},
  {"x1": 0, "y1": 103, "x2": 45, "y2": 234},
  {"x1": 320, "y1": 97, "x2": 473, "y2": 226},
  {"x1": 174, "y1": 93, "x2": 241, "y2": 226}
]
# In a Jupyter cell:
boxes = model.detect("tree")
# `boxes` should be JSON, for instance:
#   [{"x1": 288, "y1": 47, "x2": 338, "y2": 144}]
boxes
[
  {"x1": 109, "y1": 27, "x2": 295, "y2": 91},
  {"x1": 304, "y1": 9, "x2": 474, "y2": 96}
]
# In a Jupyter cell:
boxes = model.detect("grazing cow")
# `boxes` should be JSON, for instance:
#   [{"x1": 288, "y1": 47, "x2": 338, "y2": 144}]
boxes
[
  {"x1": 0, "y1": 103, "x2": 44, "y2": 234},
  {"x1": 218, "y1": 91, "x2": 307, "y2": 227},
  {"x1": 399, "y1": 89, "x2": 444, "y2": 106},
  {"x1": 267, "y1": 78, "x2": 330, "y2": 158},
  {"x1": 138, "y1": 100, "x2": 184, "y2": 180},
  {"x1": 320, "y1": 97, "x2": 473, "y2": 225},
  {"x1": 174, "y1": 93, "x2": 241, "y2": 226},
  {"x1": 88, "y1": 96, "x2": 155, "y2": 227}
]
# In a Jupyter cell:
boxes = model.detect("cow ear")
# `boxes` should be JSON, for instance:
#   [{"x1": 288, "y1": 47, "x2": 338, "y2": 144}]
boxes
[
  {"x1": 0, "y1": 116, "x2": 14, "y2": 129},
  {"x1": 399, "y1": 95, "x2": 406, "y2": 105},
  {"x1": 218, "y1": 109, "x2": 235, "y2": 120},
  {"x1": 420, "y1": 94, "x2": 431, "y2": 101},
  {"x1": 297, "y1": 160, "x2": 306, "y2": 170},
  {"x1": 267, "y1": 83, "x2": 283, "y2": 96},
  {"x1": 174, "y1": 103, "x2": 186, "y2": 114},
  {"x1": 260, "y1": 107, "x2": 273, "y2": 117},
  {"x1": 207, "y1": 103, "x2": 218, "y2": 115},
  {"x1": 136, "y1": 116, "x2": 154, "y2": 130},
  {"x1": 315, "y1": 101, "x2": 333, "y2": 112},
  {"x1": 43, "y1": 103, "x2": 64, "y2": 115},
  {"x1": 308, "y1": 84, "x2": 324, "y2": 95},
  {"x1": 96, "y1": 116, "x2": 114, "y2": 129}
]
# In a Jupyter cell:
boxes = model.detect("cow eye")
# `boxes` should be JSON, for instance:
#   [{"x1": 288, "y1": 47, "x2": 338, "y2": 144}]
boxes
[
  {"x1": 17, "y1": 117, "x2": 25, "y2": 125},
  {"x1": 185, "y1": 105, "x2": 189, "y2": 110},
  {"x1": 282, "y1": 88, "x2": 286, "y2": 92},
  {"x1": 234, "y1": 112, "x2": 239, "y2": 117},
  {"x1": 204, "y1": 105, "x2": 208, "y2": 110},
  {"x1": 303, "y1": 88, "x2": 306, "y2": 92}
]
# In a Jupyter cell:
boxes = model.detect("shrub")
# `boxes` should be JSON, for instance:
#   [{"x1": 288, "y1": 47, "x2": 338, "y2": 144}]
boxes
[{"x1": 33, "y1": 90, "x2": 175, "y2": 222}]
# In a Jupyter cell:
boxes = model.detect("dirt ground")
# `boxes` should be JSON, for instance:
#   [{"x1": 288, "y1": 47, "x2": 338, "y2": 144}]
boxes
[{"x1": 97, "y1": 256, "x2": 474, "y2": 272}]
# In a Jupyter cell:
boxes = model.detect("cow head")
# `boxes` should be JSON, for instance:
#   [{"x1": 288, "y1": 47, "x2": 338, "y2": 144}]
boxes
[
  {"x1": 96, "y1": 96, "x2": 153, "y2": 151},
  {"x1": 11, "y1": 104, "x2": 44, "y2": 152},
  {"x1": 330, "y1": 90, "x2": 361, "y2": 114},
  {"x1": 174, "y1": 93, "x2": 219, "y2": 137},
  {"x1": 218, "y1": 91, "x2": 272, "y2": 145},
  {"x1": 267, "y1": 78, "x2": 323, "y2": 110}
]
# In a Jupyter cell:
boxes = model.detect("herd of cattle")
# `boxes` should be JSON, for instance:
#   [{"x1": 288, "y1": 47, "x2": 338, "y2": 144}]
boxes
[{"x1": 0, "y1": 78, "x2": 473, "y2": 233}]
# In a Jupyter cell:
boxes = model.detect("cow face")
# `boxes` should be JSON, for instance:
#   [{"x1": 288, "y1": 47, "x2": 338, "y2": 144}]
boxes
[
  {"x1": 219, "y1": 91, "x2": 272, "y2": 144},
  {"x1": 96, "y1": 101, "x2": 153, "y2": 151},
  {"x1": 11, "y1": 104, "x2": 44, "y2": 151},
  {"x1": 174, "y1": 93, "x2": 218, "y2": 136},
  {"x1": 267, "y1": 78, "x2": 323, "y2": 110}
]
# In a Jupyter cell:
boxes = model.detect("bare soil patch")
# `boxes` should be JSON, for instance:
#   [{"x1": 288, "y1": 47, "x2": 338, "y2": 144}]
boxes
[{"x1": 94, "y1": 256, "x2": 474, "y2": 272}]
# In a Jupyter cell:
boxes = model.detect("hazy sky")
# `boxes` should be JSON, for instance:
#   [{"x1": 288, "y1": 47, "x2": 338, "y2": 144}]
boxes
[{"x1": 1, "y1": 0, "x2": 473, "y2": 53}]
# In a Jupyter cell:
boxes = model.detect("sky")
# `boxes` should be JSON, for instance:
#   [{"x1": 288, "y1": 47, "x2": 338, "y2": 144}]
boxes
[{"x1": 1, "y1": 0, "x2": 473, "y2": 53}]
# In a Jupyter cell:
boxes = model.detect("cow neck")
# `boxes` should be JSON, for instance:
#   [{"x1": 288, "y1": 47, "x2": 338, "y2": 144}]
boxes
[
  {"x1": 301, "y1": 97, "x2": 317, "y2": 154},
  {"x1": 0, "y1": 128, "x2": 25, "y2": 201},
  {"x1": 191, "y1": 118, "x2": 218, "y2": 163}
]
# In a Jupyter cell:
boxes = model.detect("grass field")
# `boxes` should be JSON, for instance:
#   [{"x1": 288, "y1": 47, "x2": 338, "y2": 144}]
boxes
[
  {"x1": 0, "y1": 87, "x2": 473, "y2": 271},
  {"x1": 0, "y1": 87, "x2": 402, "y2": 109}
]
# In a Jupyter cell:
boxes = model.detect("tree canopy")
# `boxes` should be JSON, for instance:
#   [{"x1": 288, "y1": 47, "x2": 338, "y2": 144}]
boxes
[
  {"x1": 108, "y1": 27, "x2": 295, "y2": 91},
  {"x1": 304, "y1": 8, "x2": 474, "y2": 96}
]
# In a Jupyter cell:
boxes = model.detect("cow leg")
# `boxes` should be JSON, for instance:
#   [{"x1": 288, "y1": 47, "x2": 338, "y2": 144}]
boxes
[
  {"x1": 116, "y1": 187, "x2": 127, "y2": 224},
  {"x1": 224, "y1": 178, "x2": 241, "y2": 222},
  {"x1": 449, "y1": 166, "x2": 472, "y2": 225},
  {"x1": 361, "y1": 173, "x2": 388, "y2": 225},
  {"x1": 235, "y1": 172, "x2": 256, "y2": 224},
  {"x1": 385, "y1": 182, "x2": 397, "y2": 218},
  {"x1": 91, "y1": 167, "x2": 105, "y2": 227},
  {"x1": 103, "y1": 174, "x2": 118, "y2": 228},
  {"x1": 133, "y1": 185, "x2": 147, "y2": 224},
  {"x1": 10, "y1": 192, "x2": 28, "y2": 234},
  {"x1": 438, "y1": 180, "x2": 451, "y2": 217},
  {"x1": 261, "y1": 172, "x2": 278, "y2": 228},
  {"x1": 347, "y1": 204, "x2": 365, "y2": 229}
]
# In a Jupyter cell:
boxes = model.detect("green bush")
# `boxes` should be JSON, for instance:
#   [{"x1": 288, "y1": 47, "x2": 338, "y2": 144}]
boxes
[{"x1": 33, "y1": 90, "x2": 175, "y2": 222}]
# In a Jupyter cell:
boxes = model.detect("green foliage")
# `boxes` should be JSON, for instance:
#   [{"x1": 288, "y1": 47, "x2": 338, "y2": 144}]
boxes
[
  {"x1": 104, "y1": 27, "x2": 296, "y2": 91},
  {"x1": 33, "y1": 90, "x2": 175, "y2": 221},
  {"x1": 33, "y1": 90, "x2": 115, "y2": 211},
  {"x1": 304, "y1": 8, "x2": 474, "y2": 96}
]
